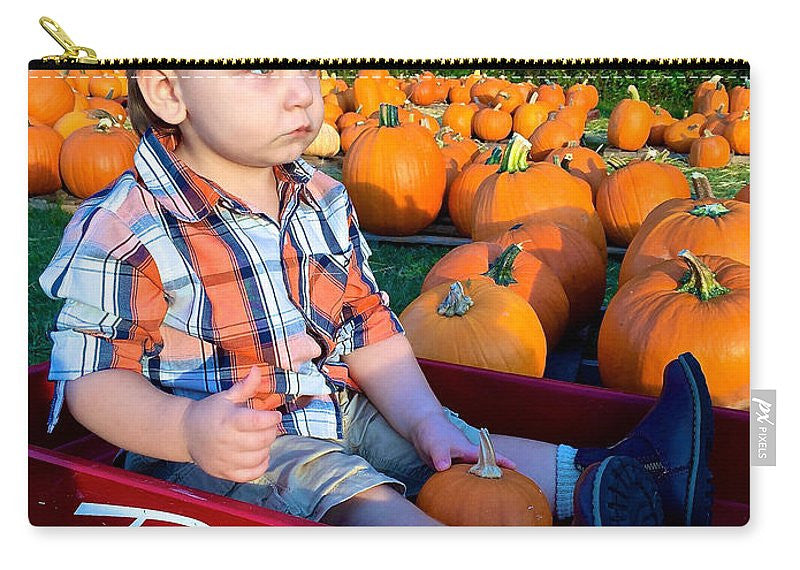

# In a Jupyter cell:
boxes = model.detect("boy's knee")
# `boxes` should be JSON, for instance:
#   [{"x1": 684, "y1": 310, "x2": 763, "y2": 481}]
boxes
[{"x1": 320, "y1": 484, "x2": 441, "y2": 526}]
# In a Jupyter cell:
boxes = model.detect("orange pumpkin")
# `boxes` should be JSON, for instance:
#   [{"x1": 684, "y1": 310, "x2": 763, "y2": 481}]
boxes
[
  {"x1": 598, "y1": 250, "x2": 749, "y2": 410},
  {"x1": 449, "y1": 83, "x2": 472, "y2": 104},
  {"x1": 442, "y1": 102, "x2": 478, "y2": 138},
  {"x1": 553, "y1": 104, "x2": 587, "y2": 140},
  {"x1": 495, "y1": 220, "x2": 606, "y2": 329},
  {"x1": 729, "y1": 82, "x2": 750, "y2": 113},
  {"x1": 86, "y1": 97, "x2": 127, "y2": 123},
  {"x1": 723, "y1": 110, "x2": 750, "y2": 155},
  {"x1": 527, "y1": 112, "x2": 575, "y2": 161},
  {"x1": 536, "y1": 82, "x2": 565, "y2": 108},
  {"x1": 335, "y1": 108, "x2": 366, "y2": 133},
  {"x1": 545, "y1": 141, "x2": 608, "y2": 203},
  {"x1": 59, "y1": 118, "x2": 138, "y2": 199},
  {"x1": 52, "y1": 108, "x2": 115, "y2": 140},
  {"x1": 490, "y1": 88, "x2": 524, "y2": 113},
  {"x1": 692, "y1": 75, "x2": 725, "y2": 113},
  {"x1": 663, "y1": 112, "x2": 706, "y2": 154},
  {"x1": 595, "y1": 155, "x2": 691, "y2": 246},
  {"x1": 736, "y1": 184, "x2": 750, "y2": 203},
  {"x1": 472, "y1": 134, "x2": 606, "y2": 258},
  {"x1": 607, "y1": 85, "x2": 654, "y2": 151},
  {"x1": 28, "y1": 71, "x2": 75, "y2": 127},
  {"x1": 618, "y1": 173, "x2": 749, "y2": 286},
  {"x1": 399, "y1": 279, "x2": 547, "y2": 377},
  {"x1": 28, "y1": 123, "x2": 63, "y2": 196},
  {"x1": 697, "y1": 82, "x2": 729, "y2": 115},
  {"x1": 689, "y1": 130, "x2": 730, "y2": 168},
  {"x1": 512, "y1": 92, "x2": 556, "y2": 139},
  {"x1": 421, "y1": 241, "x2": 570, "y2": 348},
  {"x1": 472, "y1": 103, "x2": 512, "y2": 142},
  {"x1": 565, "y1": 79, "x2": 599, "y2": 111},
  {"x1": 416, "y1": 428, "x2": 553, "y2": 526},
  {"x1": 62, "y1": 69, "x2": 99, "y2": 97},
  {"x1": 340, "y1": 119, "x2": 377, "y2": 153},
  {"x1": 648, "y1": 106, "x2": 677, "y2": 146},
  {"x1": 89, "y1": 73, "x2": 124, "y2": 99},
  {"x1": 341, "y1": 104, "x2": 446, "y2": 236},
  {"x1": 447, "y1": 147, "x2": 504, "y2": 237},
  {"x1": 470, "y1": 77, "x2": 509, "y2": 106}
]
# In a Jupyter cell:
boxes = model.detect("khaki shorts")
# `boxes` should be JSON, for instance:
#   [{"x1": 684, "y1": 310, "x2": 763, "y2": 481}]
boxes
[{"x1": 122, "y1": 388, "x2": 480, "y2": 522}]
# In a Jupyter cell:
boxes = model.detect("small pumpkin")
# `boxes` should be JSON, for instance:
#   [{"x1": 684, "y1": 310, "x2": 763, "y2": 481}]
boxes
[
  {"x1": 303, "y1": 122, "x2": 341, "y2": 157},
  {"x1": 88, "y1": 73, "x2": 124, "y2": 100},
  {"x1": 598, "y1": 250, "x2": 750, "y2": 410},
  {"x1": 490, "y1": 89, "x2": 524, "y2": 113},
  {"x1": 442, "y1": 102, "x2": 478, "y2": 139},
  {"x1": 729, "y1": 81, "x2": 750, "y2": 113},
  {"x1": 340, "y1": 119, "x2": 377, "y2": 154},
  {"x1": 565, "y1": 79, "x2": 599, "y2": 112},
  {"x1": 416, "y1": 427, "x2": 553, "y2": 526},
  {"x1": 399, "y1": 279, "x2": 547, "y2": 377},
  {"x1": 527, "y1": 111, "x2": 575, "y2": 161},
  {"x1": 470, "y1": 77, "x2": 509, "y2": 106},
  {"x1": 607, "y1": 85, "x2": 654, "y2": 151},
  {"x1": 723, "y1": 110, "x2": 750, "y2": 155},
  {"x1": 511, "y1": 92, "x2": 556, "y2": 139},
  {"x1": 536, "y1": 82, "x2": 566, "y2": 108},
  {"x1": 448, "y1": 147, "x2": 504, "y2": 237},
  {"x1": 28, "y1": 71, "x2": 75, "y2": 127},
  {"x1": 59, "y1": 117, "x2": 138, "y2": 199},
  {"x1": 663, "y1": 112, "x2": 706, "y2": 154},
  {"x1": 472, "y1": 103, "x2": 513, "y2": 142},
  {"x1": 449, "y1": 83, "x2": 472, "y2": 104},
  {"x1": 545, "y1": 141, "x2": 608, "y2": 203},
  {"x1": 86, "y1": 96, "x2": 127, "y2": 123},
  {"x1": 52, "y1": 108, "x2": 116, "y2": 140},
  {"x1": 648, "y1": 105, "x2": 677, "y2": 146},
  {"x1": 689, "y1": 130, "x2": 730, "y2": 168},
  {"x1": 28, "y1": 122, "x2": 63, "y2": 196},
  {"x1": 697, "y1": 82, "x2": 729, "y2": 115},
  {"x1": 595, "y1": 152, "x2": 691, "y2": 246},
  {"x1": 692, "y1": 75, "x2": 725, "y2": 112}
]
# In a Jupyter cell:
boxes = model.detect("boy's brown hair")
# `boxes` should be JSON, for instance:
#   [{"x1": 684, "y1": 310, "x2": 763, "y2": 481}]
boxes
[{"x1": 126, "y1": 70, "x2": 181, "y2": 138}]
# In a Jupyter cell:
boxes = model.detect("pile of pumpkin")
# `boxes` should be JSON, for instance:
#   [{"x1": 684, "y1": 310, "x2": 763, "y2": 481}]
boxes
[
  {"x1": 608, "y1": 76, "x2": 750, "y2": 167},
  {"x1": 28, "y1": 69, "x2": 138, "y2": 199}
]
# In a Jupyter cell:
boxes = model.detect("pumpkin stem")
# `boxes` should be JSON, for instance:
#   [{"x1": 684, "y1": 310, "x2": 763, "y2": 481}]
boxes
[
  {"x1": 683, "y1": 110, "x2": 689, "y2": 119},
  {"x1": 690, "y1": 172, "x2": 717, "y2": 200},
  {"x1": 709, "y1": 75, "x2": 723, "y2": 86},
  {"x1": 355, "y1": 104, "x2": 363, "y2": 114},
  {"x1": 582, "y1": 78, "x2": 589, "y2": 85},
  {"x1": 627, "y1": 85, "x2": 641, "y2": 101},
  {"x1": 437, "y1": 281, "x2": 475, "y2": 317},
  {"x1": 485, "y1": 146, "x2": 503, "y2": 165},
  {"x1": 95, "y1": 117, "x2": 115, "y2": 132},
  {"x1": 566, "y1": 140, "x2": 580, "y2": 148},
  {"x1": 104, "y1": 88, "x2": 115, "y2": 100},
  {"x1": 467, "y1": 428, "x2": 503, "y2": 479},
  {"x1": 527, "y1": 92, "x2": 540, "y2": 104},
  {"x1": 675, "y1": 249, "x2": 731, "y2": 301},
  {"x1": 378, "y1": 103, "x2": 399, "y2": 128},
  {"x1": 560, "y1": 153, "x2": 573, "y2": 171},
  {"x1": 434, "y1": 126, "x2": 456, "y2": 148},
  {"x1": 492, "y1": 103, "x2": 503, "y2": 111},
  {"x1": 497, "y1": 132, "x2": 531, "y2": 174},
  {"x1": 741, "y1": 110, "x2": 750, "y2": 121},
  {"x1": 482, "y1": 243, "x2": 523, "y2": 287},
  {"x1": 703, "y1": 129, "x2": 715, "y2": 138}
]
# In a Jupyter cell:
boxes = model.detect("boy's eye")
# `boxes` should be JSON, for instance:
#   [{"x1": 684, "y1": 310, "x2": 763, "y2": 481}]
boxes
[{"x1": 249, "y1": 70, "x2": 274, "y2": 76}]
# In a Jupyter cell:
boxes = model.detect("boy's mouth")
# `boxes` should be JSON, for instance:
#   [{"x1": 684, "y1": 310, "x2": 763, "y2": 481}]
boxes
[{"x1": 288, "y1": 125, "x2": 313, "y2": 136}]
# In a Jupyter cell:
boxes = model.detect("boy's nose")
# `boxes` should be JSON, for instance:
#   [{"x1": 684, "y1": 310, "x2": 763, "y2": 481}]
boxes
[{"x1": 279, "y1": 69, "x2": 316, "y2": 109}]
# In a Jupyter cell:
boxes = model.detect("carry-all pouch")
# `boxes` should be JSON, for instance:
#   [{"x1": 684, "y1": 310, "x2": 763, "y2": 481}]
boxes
[{"x1": 28, "y1": 17, "x2": 750, "y2": 527}]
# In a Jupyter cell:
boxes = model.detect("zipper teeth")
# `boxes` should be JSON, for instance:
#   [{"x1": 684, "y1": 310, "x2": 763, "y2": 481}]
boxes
[{"x1": 30, "y1": 57, "x2": 749, "y2": 69}]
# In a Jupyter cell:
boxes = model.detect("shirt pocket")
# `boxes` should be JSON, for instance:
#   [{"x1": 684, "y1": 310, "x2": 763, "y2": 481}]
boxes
[{"x1": 307, "y1": 243, "x2": 353, "y2": 334}]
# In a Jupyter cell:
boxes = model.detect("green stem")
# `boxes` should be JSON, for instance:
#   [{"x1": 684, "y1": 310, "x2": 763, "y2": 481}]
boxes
[
  {"x1": 675, "y1": 250, "x2": 731, "y2": 301},
  {"x1": 378, "y1": 103, "x2": 398, "y2": 127},
  {"x1": 627, "y1": 85, "x2": 641, "y2": 101},
  {"x1": 437, "y1": 281, "x2": 475, "y2": 317},
  {"x1": 485, "y1": 146, "x2": 503, "y2": 165},
  {"x1": 497, "y1": 132, "x2": 531, "y2": 174},
  {"x1": 467, "y1": 428, "x2": 503, "y2": 479},
  {"x1": 482, "y1": 243, "x2": 523, "y2": 286}
]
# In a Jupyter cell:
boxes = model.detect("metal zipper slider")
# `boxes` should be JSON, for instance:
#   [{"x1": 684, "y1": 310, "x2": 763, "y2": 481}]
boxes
[{"x1": 39, "y1": 16, "x2": 99, "y2": 64}]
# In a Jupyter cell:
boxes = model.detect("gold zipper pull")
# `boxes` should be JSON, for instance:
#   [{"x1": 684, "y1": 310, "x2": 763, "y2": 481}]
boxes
[{"x1": 39, "y1": 16, "x2": 99, "y2": 64}]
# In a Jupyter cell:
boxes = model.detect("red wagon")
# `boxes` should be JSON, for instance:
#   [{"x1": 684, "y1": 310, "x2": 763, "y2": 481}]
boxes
[{"x1": 28, "y1": 359, "x2": 749, "y2": 526}]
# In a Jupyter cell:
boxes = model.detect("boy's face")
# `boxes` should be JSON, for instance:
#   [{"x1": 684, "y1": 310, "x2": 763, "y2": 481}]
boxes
[{"x1": 172, "y1": 69, "x2": 323, "y2": 167}]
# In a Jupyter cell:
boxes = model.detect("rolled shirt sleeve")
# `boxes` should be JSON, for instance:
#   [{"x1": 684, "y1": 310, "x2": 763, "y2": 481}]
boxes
[
  {"x1": 38, "y1": 205, "x2": 167, "y2": 431},
  {"x1": 334, "y1": 195, "x2": 405, "y2": 357}
]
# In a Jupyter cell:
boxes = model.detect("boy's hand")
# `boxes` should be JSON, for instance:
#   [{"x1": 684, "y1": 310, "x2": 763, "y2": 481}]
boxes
[
  {"x1": 409, "y1": 413, "x2": 517, "y2": 473},
  {"x1": 180, "y1": 366, "x2": 282, "y2": 482}
]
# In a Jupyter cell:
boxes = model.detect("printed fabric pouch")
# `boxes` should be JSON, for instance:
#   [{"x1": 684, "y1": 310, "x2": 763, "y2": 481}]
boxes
[{"x1": 28, "y1": 16, "x2": 750, "y2": 528}]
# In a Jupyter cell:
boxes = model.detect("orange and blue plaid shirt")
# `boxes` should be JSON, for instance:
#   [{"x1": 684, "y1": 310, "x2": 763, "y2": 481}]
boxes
[{"x1": 40, "y1": 128, "x2": 404, "y2": 438}]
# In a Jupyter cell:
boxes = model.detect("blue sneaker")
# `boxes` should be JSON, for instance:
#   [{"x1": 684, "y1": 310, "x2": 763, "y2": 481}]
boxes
[
  {"x1": 573, "y1": 456, "x2": 663, "y2": 526},
  {"x1": 575, "y1": 353, "x2": 715, "y2": 526}
]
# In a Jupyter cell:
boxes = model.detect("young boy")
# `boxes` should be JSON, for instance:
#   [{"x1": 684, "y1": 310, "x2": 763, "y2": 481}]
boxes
[{"x1": 40, "y1": 69, "x2": 714, "y2": 526}]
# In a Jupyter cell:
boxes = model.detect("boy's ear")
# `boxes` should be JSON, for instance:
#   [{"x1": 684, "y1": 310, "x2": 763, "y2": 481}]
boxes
[{"x1": 135, "y1": 69, "x2": 187, "y2": 127}]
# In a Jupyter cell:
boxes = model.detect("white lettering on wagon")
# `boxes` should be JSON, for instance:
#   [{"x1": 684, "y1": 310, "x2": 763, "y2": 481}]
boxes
[{"x1": 74, "y1": 502, "x2": 209, "y2": 526}]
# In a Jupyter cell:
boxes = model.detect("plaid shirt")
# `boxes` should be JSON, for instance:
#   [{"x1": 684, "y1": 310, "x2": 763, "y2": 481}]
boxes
[{"x1": 40, "y1": 128, "x2": 404, "y2": 439}]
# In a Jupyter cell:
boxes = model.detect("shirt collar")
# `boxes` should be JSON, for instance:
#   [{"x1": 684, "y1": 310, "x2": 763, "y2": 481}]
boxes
[{"x1": 134, "y1": 127, "x2": 321, "y2": 222}]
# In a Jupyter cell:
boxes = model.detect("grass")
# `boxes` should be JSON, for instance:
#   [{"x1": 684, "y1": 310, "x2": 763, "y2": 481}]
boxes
[{"x1": 28, "y1": 205, "x2": 73, "y2": 365}]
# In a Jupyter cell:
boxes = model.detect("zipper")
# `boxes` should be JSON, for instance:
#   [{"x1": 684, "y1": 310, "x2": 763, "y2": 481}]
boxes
[{"x1": 33, "y1": 16, "x2": 748, "y2": 71}]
